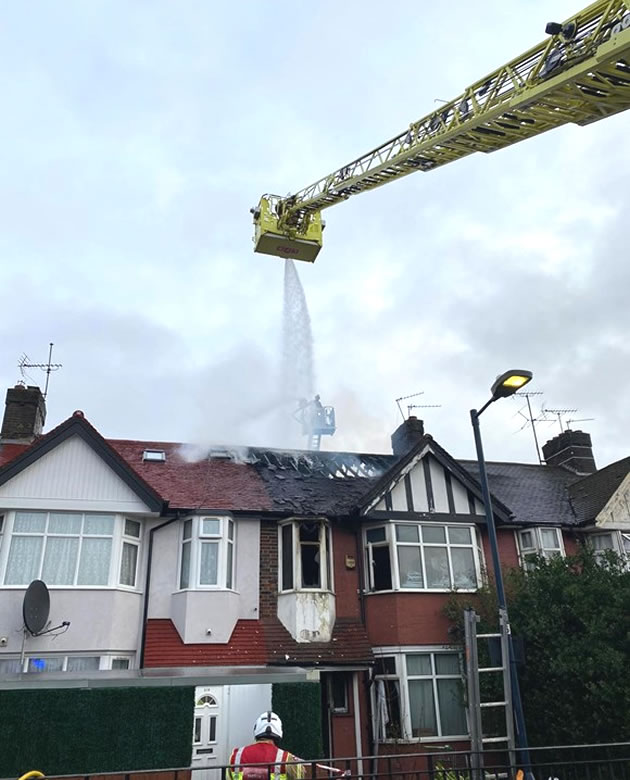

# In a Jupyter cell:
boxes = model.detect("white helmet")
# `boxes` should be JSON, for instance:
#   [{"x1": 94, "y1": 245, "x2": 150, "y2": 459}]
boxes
[{"x1": 253, "y1": 711, "x2": 283, "y2": 740}]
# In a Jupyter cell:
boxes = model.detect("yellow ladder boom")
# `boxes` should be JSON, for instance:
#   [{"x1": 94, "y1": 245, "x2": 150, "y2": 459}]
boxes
[{"x1": 253, "y1": 0, "x2": 630, "y2": 262}]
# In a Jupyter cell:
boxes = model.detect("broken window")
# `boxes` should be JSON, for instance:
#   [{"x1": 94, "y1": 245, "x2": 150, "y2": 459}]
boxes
[
  {"x1": 279, "y1": 519, "x2": 332, "y2": 591},
  {"x1": 365, "y1": 523, "x2": 480, "y2": 592}
]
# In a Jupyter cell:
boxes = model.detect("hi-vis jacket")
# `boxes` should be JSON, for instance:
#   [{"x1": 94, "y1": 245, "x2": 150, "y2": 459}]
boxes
[{"x1": 227, "y1": 740, "x2": 305, "y2": 780}]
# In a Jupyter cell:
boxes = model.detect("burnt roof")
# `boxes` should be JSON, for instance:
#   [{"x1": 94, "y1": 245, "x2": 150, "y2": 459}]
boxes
[
  {"x1": 568, "y1": 456, "x2": 630, "y2": 523},
  {"x1": 0, "y1": 411, "x2": 603, "y2": 528}
]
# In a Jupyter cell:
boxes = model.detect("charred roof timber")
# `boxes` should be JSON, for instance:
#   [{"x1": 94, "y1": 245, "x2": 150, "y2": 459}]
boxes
[{"x1": 248, "y1": 448, "x2": 391, "y2": 479}]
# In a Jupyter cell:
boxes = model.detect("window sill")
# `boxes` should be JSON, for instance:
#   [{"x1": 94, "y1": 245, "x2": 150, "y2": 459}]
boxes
[
  {"x1": 279, "y1": 588, "x2": 334, "y2": 595},
  {"x1": 376, "y1": 735, "x2": 469, "y2": 744},
  {"x1": 364, "y1": 588, "x2": 479, "y2": 595},
  {"x1": 174, "y1": 587, "x2": 239, "y2": 594},
  {"x1": 0, "y1": 585, "x2": 142, "y2": 593}
]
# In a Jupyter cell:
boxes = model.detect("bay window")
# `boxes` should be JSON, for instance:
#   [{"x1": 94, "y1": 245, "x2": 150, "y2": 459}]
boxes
[
  {"x1": 279, "y1": 519, "x2": 332, "y2": 592},
  {"x1": 1, "y1": 511, "x2": 142, "y2": 588},
  {"x1": 518, "y1": 527, "x2": 564, "y2": 570},
  {"x1": 178, "y1": 515, "x2": 235, "y2": 590},
  {"x1": 373, "y1": 650, "x2": 468, "y2": 741},
  {"x1": 589, "y1": 531, "x2": 630, "y2": 563},
  {"x1": 365, "y1": 522, "x2": 481, "y2": 592}
]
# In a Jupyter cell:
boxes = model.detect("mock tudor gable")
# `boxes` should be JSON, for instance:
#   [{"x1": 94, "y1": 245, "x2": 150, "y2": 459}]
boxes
[{"x1": 358, "y1": 436, "x2": 511, "y2": 523}]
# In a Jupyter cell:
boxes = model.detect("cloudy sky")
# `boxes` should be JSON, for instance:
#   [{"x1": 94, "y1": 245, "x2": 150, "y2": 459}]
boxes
[{"x1": 1, "y1": 0, "x2": 627, "y2": 468}]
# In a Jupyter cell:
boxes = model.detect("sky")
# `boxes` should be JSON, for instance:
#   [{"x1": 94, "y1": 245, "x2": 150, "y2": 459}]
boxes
[{"x1": 0, "y1": 0, "x2": 628, "y2": 468}]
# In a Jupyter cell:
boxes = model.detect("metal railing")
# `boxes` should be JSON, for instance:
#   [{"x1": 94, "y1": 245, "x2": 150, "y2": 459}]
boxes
[{"x1": 11, "y1": 742, "x2": 630, "y2": 780}]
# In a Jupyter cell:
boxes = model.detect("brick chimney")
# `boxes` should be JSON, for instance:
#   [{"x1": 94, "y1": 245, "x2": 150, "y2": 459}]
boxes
[
  {"x1": 1, "y1": 385, "x2": 46, "y2": 442},
  {"x1": 542, "y1": 429, "x2": 596, "y2": 474},
  {"x1": 391, "y1": 416, "x2": 425, "y2": 456}
]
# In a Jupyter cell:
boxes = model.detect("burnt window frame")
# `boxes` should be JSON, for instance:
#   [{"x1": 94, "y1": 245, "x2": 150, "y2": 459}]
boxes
[{"x1": 278, "y1": 518, "x2": 333, "y2": 593}]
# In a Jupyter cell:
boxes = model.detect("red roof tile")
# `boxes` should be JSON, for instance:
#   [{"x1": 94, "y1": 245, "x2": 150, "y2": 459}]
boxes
[
  {"x1": 109, "y1": 440, "x2": 273, "y2": 512},
  {"x1": 0, "y1": 442, "x2": 29, "y2": 467},
  {"x1": 262, "y1": 618, "x2": 373, "y2": 665},
  {"x1": 144, "y1": 619, "x2": 268, "y2": 666}
]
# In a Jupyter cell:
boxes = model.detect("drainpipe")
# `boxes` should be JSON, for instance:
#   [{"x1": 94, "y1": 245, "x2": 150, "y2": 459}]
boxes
[{"x1": 139, "y1": 511, "x2": 182, "y2": 668}]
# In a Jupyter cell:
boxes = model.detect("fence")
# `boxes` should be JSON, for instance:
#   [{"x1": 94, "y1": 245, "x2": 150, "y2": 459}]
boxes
[{"x1": 10, "y1": 742, "x2": 630, "y2": 780}]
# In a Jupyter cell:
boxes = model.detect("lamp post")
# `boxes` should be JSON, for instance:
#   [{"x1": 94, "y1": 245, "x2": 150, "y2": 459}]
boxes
[{"x1": 470, "y1": 369, "x2": 533, "y2": 779}]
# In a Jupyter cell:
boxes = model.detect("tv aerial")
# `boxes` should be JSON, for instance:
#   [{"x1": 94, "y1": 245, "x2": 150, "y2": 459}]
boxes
[
  {"x1": 18, "y1": 342, "x2": 62, "y2": 399},
  {"x1": 395, "y1": 391, "x2": 441, "y2": 421},
  {"x1": 20, "y1": 580, "x2": 70, "y2": 668}
]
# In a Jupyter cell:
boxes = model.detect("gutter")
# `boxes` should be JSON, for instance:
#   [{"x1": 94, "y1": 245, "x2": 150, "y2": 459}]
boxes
[{"x1": 139, "y1": 511, "x2": 182, "y2": 668}]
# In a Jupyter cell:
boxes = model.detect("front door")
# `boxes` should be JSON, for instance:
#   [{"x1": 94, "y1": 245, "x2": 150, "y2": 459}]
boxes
[{"x1": 193, "y1": 687, "x2": 224, "y2": 780}]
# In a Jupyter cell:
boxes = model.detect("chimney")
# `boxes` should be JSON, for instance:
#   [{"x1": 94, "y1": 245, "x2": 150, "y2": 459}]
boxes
[
  {"x1": 391, "y1": 416, "x2": 425, "y2": 456},
  {"x1": 542, "y1": 429, "x2": 596, "y2": 474},
  {"x1": 1, "y1": 385, "x2": 47, "y2": 443}
]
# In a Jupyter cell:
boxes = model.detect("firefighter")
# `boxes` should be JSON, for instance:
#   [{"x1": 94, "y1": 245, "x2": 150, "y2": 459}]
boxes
[{"x1": 227, "y1": 711, "x2": 305, "y2": 780}]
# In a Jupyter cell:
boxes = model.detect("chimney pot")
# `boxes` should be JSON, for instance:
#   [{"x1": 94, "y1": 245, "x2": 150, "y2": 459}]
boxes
[
  {"x1": 542, "y1": 429, "x2": 596, "y2": 474},
  {"x1": 1, "y1": 385, "x2": 47, "y2": 442},
  {"x1": 391, "y1": 416, "x2": 425, "y2": 456}
]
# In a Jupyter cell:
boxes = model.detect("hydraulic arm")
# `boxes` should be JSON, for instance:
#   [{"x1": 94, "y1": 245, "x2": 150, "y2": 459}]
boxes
[{"x1": 252, "y1": 0, "x2": 630, "y2": 262}]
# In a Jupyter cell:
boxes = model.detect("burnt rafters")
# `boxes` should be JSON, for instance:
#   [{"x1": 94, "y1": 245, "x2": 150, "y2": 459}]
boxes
[{"x1": 248, "y1": 447, "x2": 393, "y2": 480}]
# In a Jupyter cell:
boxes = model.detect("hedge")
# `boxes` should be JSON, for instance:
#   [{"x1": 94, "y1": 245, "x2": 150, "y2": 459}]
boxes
[
  {"x1": 272, "y1": 682, "x2": 322, "y2": 760},
  {"x1": 0, "y1": 686, "x2": 194, "y2": 778}
]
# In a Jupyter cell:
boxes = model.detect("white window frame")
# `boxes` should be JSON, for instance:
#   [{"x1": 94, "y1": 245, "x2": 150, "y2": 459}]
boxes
[
  {"x1": 177, "y1": 515, "x2": 235, "y2": 591},
  {"x1": 589, "y1": 530, "x2": 630, "y2": 563},
  {"x1": 364, "y1": 522, "x2": 482, "y2": 593},
  {"x1": 518, "y1": 527, "x2": 565, "y2": 570},
  {"x1": 278, "y1": 518, "x2": 333, "y2": 593},
  {"x1": 372, "y1": 647, "x2": 468, "y2": 743},
  {"x1": 0, "y1": 511, "x2": 143, "y2": 590}
]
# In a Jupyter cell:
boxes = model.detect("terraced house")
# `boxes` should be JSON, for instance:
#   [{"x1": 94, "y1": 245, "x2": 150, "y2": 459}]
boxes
[{"x1": 0, "y1": 384, "x2": 628, "y2": 776}]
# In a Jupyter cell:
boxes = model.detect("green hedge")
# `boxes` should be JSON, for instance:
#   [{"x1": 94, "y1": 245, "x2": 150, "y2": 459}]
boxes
[
  {"x1": 272, "y1": 682, "x2": 322, "y2": 760},
  {"x1": 0, "y1": 686, "x2": 194, "y2": 778}
]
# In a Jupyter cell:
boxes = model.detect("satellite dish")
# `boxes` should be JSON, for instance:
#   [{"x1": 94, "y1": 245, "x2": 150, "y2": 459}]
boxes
[{"x1": 23, "y1": 579, "x2": 50, "y2": 635}]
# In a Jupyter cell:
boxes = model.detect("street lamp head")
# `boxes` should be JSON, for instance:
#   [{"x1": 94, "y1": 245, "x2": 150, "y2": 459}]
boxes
[{"x1": 490, "y1": 369, "x2": 533, "y2": 401}]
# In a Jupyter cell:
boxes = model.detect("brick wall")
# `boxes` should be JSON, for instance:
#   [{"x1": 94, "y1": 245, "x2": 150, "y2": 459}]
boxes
[
  {"x1": 331, "y1": 523, "x2": 361, "y2": 619},
  {"x1": 259, "y1": 518, "x2": 278, "y2": 618}
]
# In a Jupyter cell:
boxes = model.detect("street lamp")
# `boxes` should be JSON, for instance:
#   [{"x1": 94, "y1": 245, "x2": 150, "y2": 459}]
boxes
[{"x1": 470, "y1": 370, "x2": 532, "y2": 777}]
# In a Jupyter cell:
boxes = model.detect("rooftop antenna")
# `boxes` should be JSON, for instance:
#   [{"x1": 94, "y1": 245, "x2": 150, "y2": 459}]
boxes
[
  {"x1": 18, "y1": 343, "x2": 62, "y2": 399},
  {"x1": 395, "y1": 391, "x2": 424, "y2": 421},
  {"x1": 566, "y1": 417, "x2": 595, "y2": 429},
  {"x1": 541, "y1": 406, "x2": 578, "y2": 433},
  {"x1": 513, "y1": 390, "x2": 544, "y2": 464}
]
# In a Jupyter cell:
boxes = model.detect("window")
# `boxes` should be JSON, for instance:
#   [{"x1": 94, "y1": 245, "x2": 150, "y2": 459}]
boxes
[
  {"x1": 365, "y1": 523, "x2": 481, "y2": 592},
  {"x1": 178, "y1": 516, "x2": 235, "y2": 590},
  {"x1": 143, "y1": 449, "x2": 166, "y2": 462},
  {"x1": 518, "y1": 527, "x2": 564, "y2": 569},
  {"x1": 0, "y1": 655, "x2": 134, "y2": 673},
  {"x1": 590, "y1": 531, "x2": 630, "y2": 562},
  {"x1": 279, "y1": 519, "x2": 332, "y2": 592},
  {"x1": 1, "y1": 512, "x2": 142, "y2": 588},
  {"x1": 373, "y1": 657, "x2": 402, "y2": 740},
  {"x1": 329, "y1": 673, "x2": 349, "y2": 714},
  {"x1": 373, "y1": 651, "x2": 467, "y2": 741},
  {"x1": 120, "y1": 519, "x2": 141, "y2": 587}
]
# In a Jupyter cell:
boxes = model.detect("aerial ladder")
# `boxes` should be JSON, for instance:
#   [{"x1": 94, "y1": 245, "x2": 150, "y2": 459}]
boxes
[{"x1": 252, "y1": 0, "x2": 630, "y2": 262}]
